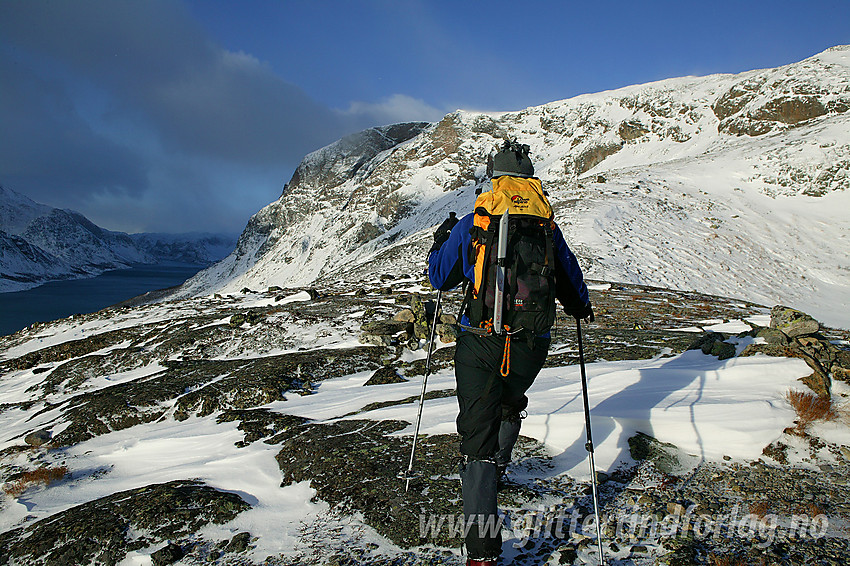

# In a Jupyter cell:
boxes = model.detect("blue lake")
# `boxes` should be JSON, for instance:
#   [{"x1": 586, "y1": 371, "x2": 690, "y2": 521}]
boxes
[{"x1": 0, "y1": 264, "x2": 205, "y2": 337}]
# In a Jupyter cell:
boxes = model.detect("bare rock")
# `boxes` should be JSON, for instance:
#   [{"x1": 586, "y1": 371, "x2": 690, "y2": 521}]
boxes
[
  {"x1": 392, "y1": 309, "x2": 415, "y2": 323},
  {"x1": 770, "y1": 305, "x2": 820, "y2": 338},
  {"x1": 628, "y1": 432, "x2": 694, "y2": 475},
  {"x1": 24, "y1": 429, "x2": 52, "y2": 447},
  {"x1": 755, "y1": 327, "x2": 789, "y2": 346},
  {"x1": 152, "y1": 542, "x2": 184, "y2": 566},
  {"x1": 0, "y1": 480, "x2": 248, "y2": 566},
  {"x1": 365, "y1": 366, "x2": 406, "y2": 386},
  {"x1": 360, "y1": 320, "x2": 409, "y2": 335}
]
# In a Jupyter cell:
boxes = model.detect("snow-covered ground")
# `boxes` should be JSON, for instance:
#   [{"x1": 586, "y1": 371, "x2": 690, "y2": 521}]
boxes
[{"x1": 2, "y1": 287, "x2": 845, "y2": 563}]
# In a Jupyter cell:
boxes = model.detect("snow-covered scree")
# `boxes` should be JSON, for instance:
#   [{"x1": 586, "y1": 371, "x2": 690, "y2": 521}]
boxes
[
  {"x1": 1, "y1": 281, "x2": 849, "y2": 565},
  {"x1": 176, "y1": 46, "x2": 849, "y2": 329}
]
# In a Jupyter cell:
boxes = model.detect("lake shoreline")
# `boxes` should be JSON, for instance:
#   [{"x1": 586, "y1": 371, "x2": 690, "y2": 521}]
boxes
[{"x1": 0, "y1": 263, "x2": 204, "y2": 337}]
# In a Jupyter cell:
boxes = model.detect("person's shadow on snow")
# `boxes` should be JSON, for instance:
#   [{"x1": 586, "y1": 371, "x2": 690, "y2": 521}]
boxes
[{"x1": 548, "y1": 350, "x2": 724, "y2": 477}]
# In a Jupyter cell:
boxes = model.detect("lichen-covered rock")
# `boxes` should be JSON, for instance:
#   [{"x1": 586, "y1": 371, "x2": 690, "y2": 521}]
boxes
[
  {"x1": 275, "y1": 419, "x2": 465, "y2": 549},
  {"x1": 24, "y1": 429, "x2": 52, "y2": 447},
  {"x1": 0, "y1": 481, "x2": 248, "y2": 566},
  {"x1": 50, "y1": 348, "x2": 383, "y2": 446},
  {"x1": 151, "y1": 542, "x2": 184, "y2": 566},
  {"x1": 216, "y1": 409, "x2": 307, "y2": 447},
  {"x1": 755, "y1": 327, "x2": 789, "y2": 345},
  {"x1": 223, "y1": 531, "x2": 253, "y2": 553},
  {"x1": 710, "y1": 341, "x2": 737, "y2": 361},
  {"x1": 687, "y1": 331, "x2": 735, "y2": 358},
  {"x1": 770, "y1": 305, "x2": 820, "y2": 338},
  {"x1": 436, "y1": 323, "x2": 458, "y2": 344},
  {"x1": 627, "y1": 432, "x2": 695, "y2": 475},
  {"x1": 360, "y1": 320, "x2": 409, "y2": 335},
  {"x1": 359, "y1": 333, "x2": 393, "y2": 347},
  {"x1": 687, "y1": 331, "x2": 726, "y2": 352},
  {"x1": 392, "y1": 309, "x2": 415, "y2": 323},
  {"x1": 410, "y1": 294, "x2": 431, "y2": 340}
]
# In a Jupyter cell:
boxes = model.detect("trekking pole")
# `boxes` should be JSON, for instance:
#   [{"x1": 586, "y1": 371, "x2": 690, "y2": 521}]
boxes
[
  {"x1": 403, "y1": 290, "x2": 443, "y2": 492},
  {"x1": 577, "y1": 318, "x2": 606, "y2": 565}
]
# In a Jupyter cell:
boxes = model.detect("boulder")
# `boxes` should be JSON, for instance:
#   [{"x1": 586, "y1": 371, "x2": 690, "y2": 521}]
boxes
[
  {"x1": 710, "y1": 341, "x2": 737, "y2": 361},
  {"x1": 359, "y1": 334, "x2": 393, "y2": 347},
  {"x1": 410, "y1": 295, "x2": 431, "y2": 340},
  {"x1": 755, "y1": 327, "x2": 788, "y2": 346},
  {"x1": 223, "y1": 532, "x2": 252, "y2": 553},
  {"x1": 835, "y1": 350, "x2": 850, "y2": 372},
  {"x1": 24, "y1": 429, "x2": 52, "y2": 447},
  {"x1": 687, "y1": 331, "x2": 725, "y2": 352},
  {"x1": 627, "y1": 432, "x2": 695, "y2": 475},
  {"x1": 770, "y1": 305, "x2": 819, "y2": 338},
  {"x1": 360, "y1": 320, "x2": 409, "y2": 335},
  {"x1": 687, "y1": 332, "x2": 734, "y2": 359},
  {"x1": 801, "y1": 368, "x2": 832, "y2": 399},
  {"x1": 439, "y1": 313, "x2": 457, "y2": 325},
  {"x1": 393, "y1": 309, "x2": 415, "y2": 323},
  {"x1": 436, "y1": 324, "x2": 458, "y2": 344}
]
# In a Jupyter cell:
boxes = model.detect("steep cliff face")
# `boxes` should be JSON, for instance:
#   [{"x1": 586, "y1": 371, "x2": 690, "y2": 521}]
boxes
[
  {"x1": 713, "y1": 45, "x2": 850, "y2": 136},
  {"x1": 180, "y1": 46, "x2": 850, "y2": 328}
]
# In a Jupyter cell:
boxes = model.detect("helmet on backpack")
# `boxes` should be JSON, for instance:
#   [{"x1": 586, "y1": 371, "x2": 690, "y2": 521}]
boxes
[{"x1": 490, "y1": 139, "x2": 534, "y2": 178}]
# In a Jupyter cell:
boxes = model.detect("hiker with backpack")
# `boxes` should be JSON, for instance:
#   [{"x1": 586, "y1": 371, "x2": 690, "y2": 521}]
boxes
[{"x1": 427, "y1": 140, "x2": 593, "y2": 565}]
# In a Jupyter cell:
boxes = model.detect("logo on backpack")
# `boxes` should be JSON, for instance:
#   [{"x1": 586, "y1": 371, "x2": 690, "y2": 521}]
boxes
[{"x1": 511, "y1": 195, "x2": 530, "y2": 205}]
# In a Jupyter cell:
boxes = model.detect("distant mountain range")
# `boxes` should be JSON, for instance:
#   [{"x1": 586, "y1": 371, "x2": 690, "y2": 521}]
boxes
[
  {"x1": 176, "y1": 45, "x2": 850, "y2": 328},
  {"x1": 0, "y1": 185, "x2": 237, "y2": 292}
]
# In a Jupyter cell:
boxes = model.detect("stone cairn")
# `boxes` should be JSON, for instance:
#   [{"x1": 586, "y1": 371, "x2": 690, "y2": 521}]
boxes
[{"x1": 359, "y1": 293, "x2": 458, "y2": 350}]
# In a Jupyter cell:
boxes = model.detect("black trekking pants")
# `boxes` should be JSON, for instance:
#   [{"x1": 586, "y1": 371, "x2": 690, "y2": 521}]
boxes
[
  {"x1": 454, "y1": 331, "x2": 550, "y2": 459},
  {"x1": 454, "y1": 331, "x2": 550, "y2": 559}
]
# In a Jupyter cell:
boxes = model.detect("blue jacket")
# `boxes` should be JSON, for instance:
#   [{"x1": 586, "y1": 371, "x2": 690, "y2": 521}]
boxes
[{"x1": 428, "y1": 212, "x2": 590, "y2": 322}]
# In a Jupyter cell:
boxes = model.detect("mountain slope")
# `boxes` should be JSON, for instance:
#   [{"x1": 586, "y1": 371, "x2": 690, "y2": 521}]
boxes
[
  {"x1": 178, "y1": 46, "x2": 850, "y2": 328},
  {"x1": 0, "y1": 186, "x2": 238, "y2": 292}
]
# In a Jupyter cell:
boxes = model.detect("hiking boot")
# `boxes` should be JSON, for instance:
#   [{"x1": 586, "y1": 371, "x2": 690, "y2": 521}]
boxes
[{"x1": 467, "y1": 559, "x2": 497, "y2": 566}]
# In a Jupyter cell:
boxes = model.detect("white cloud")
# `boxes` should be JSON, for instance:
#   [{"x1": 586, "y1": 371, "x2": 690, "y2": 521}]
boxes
[{"x1": 341, "y1": 94, "x2": 446, "y2": 126}]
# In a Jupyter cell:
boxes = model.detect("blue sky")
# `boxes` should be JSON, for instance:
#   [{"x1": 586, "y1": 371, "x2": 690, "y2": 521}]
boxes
[{"x1": 1, "y1": 0, "x2": 848, "y2": 235}]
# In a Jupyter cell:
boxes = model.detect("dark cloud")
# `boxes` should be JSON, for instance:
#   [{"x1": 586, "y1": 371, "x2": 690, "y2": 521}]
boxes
[
  {"x1": 0, "y1": 1, "x2": 432, "y2": 233},
  {"x1": 0, "y1": 1, "x2": 352, "y2": 166},
  {"x1": 0, "y1": 50, "x2": 149, "y2": 206}
]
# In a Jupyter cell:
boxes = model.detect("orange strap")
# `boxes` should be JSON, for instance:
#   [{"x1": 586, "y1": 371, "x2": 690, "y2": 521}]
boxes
[{"x1": 500, "y1": 326, "x2": 512, "y2": 377}]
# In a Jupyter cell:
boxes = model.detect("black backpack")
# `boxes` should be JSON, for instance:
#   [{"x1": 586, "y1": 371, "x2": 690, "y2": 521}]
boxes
[{"x1": 464, "y1": 174, "x2": 557, "y2": 339}]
